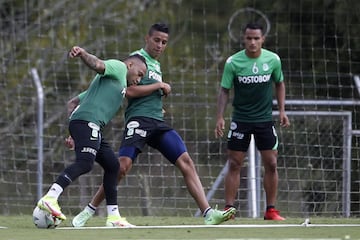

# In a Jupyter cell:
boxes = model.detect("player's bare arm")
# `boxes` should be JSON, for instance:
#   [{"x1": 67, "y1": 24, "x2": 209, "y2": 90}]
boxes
[
  {"x1": 275, "y1": 82, "x2": 290, "y2": 127},
  {"x1": 64, "y1": 95, "x2": 80, "y2": 150},
  {"x1": 126, "y1": 82, "x2": 171, "y2": 98},
  {"x1": 68, "y1": 46, "x2": 105, "y2": 74},
  {"x1": 67, "y1": 95, "x2": 80, "y2": 117},
  {"x1": 215, "y1": 87, "x2": 230, "y2": 138}
]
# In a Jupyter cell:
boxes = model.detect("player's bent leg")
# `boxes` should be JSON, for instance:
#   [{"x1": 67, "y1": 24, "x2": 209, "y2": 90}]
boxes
[
  {"x1": 118, "y1": 156, "x2": 133, "y2": 180},
  {"x1": 37, "y1": 195, "x2": 66, "y2": 220}
]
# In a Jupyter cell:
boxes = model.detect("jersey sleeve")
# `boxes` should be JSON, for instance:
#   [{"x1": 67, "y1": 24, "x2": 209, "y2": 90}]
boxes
[
  {"x1": 103, "y1": 59, "x2": 127, "y2": 85},
  {"x1": 78, "y1": 90, "x2": 87, "y2": 103},
  {"x1": 271, "y1": 53, "x2": 284, "y2": 83},
  {"x1": 220, "y1": 57, "x2": 235, "y2": 89}
]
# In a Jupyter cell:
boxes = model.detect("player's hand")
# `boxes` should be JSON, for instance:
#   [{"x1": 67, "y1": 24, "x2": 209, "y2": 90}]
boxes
[
  {"x1": 68, "y1": 46, "x2": 84, "y2": 58},
  {"x1": 279, "y1": 111, "x2": 290, "y2": 127},
  {"x1": 215, "y1": 118, "x2": 225, "y2": 138},
  {"x1": 64, "y1": 136, "x2": 75, "y2": 150},
  {"x1": 160, "y1": 82, "x2": 171, "y2": 97}
]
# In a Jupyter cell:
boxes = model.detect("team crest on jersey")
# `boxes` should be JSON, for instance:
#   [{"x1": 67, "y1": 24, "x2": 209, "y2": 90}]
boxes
[
  {"x1": 154, "y1": 64, "x2": 160, "y2": 72},
  {"x1": 230, "y1": 121, "x2": 237, "y2": 130},
  {"x1": 263, "y1": 63, "x2": 269, "y2": 71}
]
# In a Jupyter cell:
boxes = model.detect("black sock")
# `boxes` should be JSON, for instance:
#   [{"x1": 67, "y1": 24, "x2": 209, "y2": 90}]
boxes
[
  {"x1": 266, "y1": 205, "x2": 275, "y2": 210},
  {"x1": 225, "y1": 204, "x2": 236, "y2": 209}
]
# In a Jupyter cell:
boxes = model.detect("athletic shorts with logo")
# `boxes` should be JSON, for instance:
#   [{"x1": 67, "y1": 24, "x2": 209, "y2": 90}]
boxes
[{"x1": 227, "y1": 121, "x2": 278, "y2": 152}]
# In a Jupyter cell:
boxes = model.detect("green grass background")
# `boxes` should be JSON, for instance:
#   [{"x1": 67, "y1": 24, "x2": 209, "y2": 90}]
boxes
[{"x1": 0, "y1": 215, "x2": 359, "y2": 240}]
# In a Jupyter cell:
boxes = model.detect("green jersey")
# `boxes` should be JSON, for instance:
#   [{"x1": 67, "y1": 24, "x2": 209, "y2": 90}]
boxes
[
  {"x1": 221, "y1": 48, "x2": 284, "y2": 122},
  {"x1": 125, "y1": 48, "x2": 163, "y2": 122},
  {"x1": 70, "y1": 59, "x2": 127, "y2": 129}
]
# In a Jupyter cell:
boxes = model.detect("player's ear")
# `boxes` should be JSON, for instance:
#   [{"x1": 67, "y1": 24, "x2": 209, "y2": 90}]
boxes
[
  {"x1": 261, "y1": 36, "x2": 266, "y2": 45},
  {"x1": 126, "y1": 61, "x2": 133, "y2": 70},
  {"x1": 145, "y1": 34, "x2": 151, "y2": 43}
]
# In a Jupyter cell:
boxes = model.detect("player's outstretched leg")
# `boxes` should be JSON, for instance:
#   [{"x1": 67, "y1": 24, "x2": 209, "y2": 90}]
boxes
[
  {"x1": 37, "y1": 195, "x2": 66, "y2": 220},
  {"x1": 204, "y1": 205, "x2": 236, "y2": 225}
]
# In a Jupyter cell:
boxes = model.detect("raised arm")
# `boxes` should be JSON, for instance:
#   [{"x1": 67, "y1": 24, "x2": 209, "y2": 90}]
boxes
[{"x1": 68, "y1": 46, "x2": 105, "y2": 74}]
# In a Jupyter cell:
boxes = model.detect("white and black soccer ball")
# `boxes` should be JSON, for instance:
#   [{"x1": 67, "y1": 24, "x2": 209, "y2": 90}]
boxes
[{"x1": 32, "y1": 206, "x2": 62, "y2": 229}]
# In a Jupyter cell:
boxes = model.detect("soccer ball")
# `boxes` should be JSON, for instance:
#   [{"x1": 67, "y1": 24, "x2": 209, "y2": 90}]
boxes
[{"x1": 32, "y1": 206, "x2": 62, "y2": 229}]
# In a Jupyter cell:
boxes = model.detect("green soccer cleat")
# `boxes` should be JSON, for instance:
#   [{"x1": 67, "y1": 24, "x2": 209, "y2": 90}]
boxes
[
  {"x1": 72, "y1": 209, "x2": 94, "y2": 227},
  {"x1": 204, "y1": 206, "x2": 236, "y2": 225},
  {"x1": 106, "y1": 215, "x2": 135, "y2": 228},
  {"x1": 37, "y1": 195, "x2": 66, "y2": 220}
]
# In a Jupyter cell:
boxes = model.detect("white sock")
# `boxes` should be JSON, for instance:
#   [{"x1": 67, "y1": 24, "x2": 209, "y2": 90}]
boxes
[
  {"x1": 203, "y1": 207, "x2": 213, "y2": 217},
  {"x1": 85, "y1": 204, "x2": 96, "y2": 215},
  {"x1": 107, "y1": 205, "x2": 121, "y2": 217},
  {"x1": 46, "y1": 183, "x2": 63, "y2": 199}
]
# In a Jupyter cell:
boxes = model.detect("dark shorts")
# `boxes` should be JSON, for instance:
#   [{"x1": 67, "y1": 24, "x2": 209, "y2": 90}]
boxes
[
  {"x1": 119, "y1": 117, "x2": 187, "y2": 164},
  {"x1": 227, "y1": 121, "x2": 278, "y2": 152},
  {"x1": 67, "y1": 120, "x2": 118, "y2": 180}
]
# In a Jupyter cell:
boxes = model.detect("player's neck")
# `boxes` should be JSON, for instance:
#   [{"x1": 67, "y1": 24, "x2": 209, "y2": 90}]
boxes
[{"x1": 245, "y1": 49, "x2": 261, "y2": 58}]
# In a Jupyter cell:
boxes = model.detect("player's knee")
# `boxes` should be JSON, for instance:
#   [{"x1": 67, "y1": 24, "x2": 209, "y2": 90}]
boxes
[
  {"x1": 176, "y1": 153, "x2": 197, "y2": 173},
  {"x1": 264, "y1": 160, "x2": 277, "y2": 173},
  {"x1": 103, "y1": 159, "x2": 119, "y2": 174},
  {"x1": 119, "y1": 157, "x2": 132, "y2": 177},
  {"x1": 228, "y1": 158, "x2": 243, "y2": 170},
  {"x1": 76, "y1": 161, "x2": 94, "y2": 175}
]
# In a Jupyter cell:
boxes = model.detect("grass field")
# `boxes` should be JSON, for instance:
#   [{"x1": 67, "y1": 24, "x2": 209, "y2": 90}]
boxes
[{"x1": 1, "y1": 215, "x2": 359, "y2": 240}]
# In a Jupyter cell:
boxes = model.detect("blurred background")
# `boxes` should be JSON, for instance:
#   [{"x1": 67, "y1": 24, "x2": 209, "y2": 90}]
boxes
[{"x1": 0, "y1": 0, "x2": 359, "y2": 218}]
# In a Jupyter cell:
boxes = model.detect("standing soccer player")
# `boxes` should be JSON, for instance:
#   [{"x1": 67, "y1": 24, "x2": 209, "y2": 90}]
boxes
[
  {"x1": 36, "y1": 46, "x2": 147, "y2": 226},
  {"x1": 215, "y1": 22, "x2": 290, "y2": 220},
  {"x1": 72, "y1": 22, "x2": 236, "y2": 227}
]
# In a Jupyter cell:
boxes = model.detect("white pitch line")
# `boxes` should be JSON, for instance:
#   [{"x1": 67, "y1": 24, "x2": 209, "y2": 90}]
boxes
[
  {"x1": 0, "y1": 226, "x2": 7, "y2": 229},
  {"x1": 56, "y1": 223, "x2": 360, "y2": 230}
]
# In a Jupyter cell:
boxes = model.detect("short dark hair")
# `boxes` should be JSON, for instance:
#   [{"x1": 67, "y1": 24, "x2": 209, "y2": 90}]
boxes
[
  {"x1": 148, "y1": 22, "x2": 169, "y2": 35},
  {"x1": 243, "y1": 22, "x2": 264, "y2": 35},
  {"x1": 124, "y1": 54, "x2": 148, "y2": 69}
]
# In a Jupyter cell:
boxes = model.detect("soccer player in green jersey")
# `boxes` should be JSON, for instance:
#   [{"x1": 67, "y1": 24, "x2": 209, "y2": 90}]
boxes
[
  {"x1": 72, "y1": 23, "x2": 236, "y2": 227},
  {"x1": 36, "y1": 46, "x2": 147, "y2": 226},
  {"x1": 215, "y1": 23, "x2": 290, "y2": 220}
]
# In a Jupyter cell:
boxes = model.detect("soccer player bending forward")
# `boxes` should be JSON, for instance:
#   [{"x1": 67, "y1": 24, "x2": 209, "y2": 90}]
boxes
[{"x1": 36, "y1": 46, "x2": 147, "y2": 227}]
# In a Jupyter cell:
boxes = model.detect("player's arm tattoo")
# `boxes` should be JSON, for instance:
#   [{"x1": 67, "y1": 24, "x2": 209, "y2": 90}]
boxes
[{"x1": 80, "y1": 52, "x2": 105, "y2": 74}]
